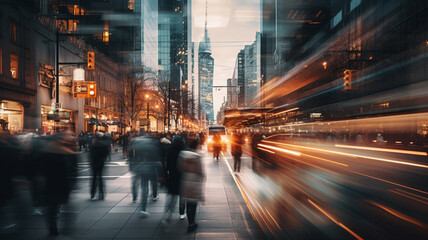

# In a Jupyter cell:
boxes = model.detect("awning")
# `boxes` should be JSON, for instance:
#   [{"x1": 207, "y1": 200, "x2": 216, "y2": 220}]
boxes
[
  {"x1": 89, "y1": 118, "x2": 101, "y2": 126},
  {"x1": 222, "y1": 107, "x2": 272, "y2": 128}
]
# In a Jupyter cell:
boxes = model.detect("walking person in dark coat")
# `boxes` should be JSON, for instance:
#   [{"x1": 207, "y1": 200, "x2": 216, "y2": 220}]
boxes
[
  {"x1": 35, "y1": 132, "x2": 77, "y2": 236},
  {"x1": 128, "y1": 134, "x2": 162, "y2": 217},
  {"x1": 165, "y1": 134, "x2": 186, "y2": 221},
  {"x1": 179, "y1": 138, "x2": 205, "y2": 232},
  {"x1": 231, "y1": 132, "x2": 244, "y2": 172},
  {"x1": 90, "y1": 132, "x2": 110, "y2": 200}
]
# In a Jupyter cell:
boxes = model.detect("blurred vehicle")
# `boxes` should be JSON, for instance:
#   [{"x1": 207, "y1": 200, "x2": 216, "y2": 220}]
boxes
[{"x1": 207, "y1": 125, "x2": 228, "y2": 152}]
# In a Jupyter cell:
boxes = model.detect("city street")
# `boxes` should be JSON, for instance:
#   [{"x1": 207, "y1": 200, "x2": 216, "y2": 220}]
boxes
[
  {"x1": 1, "y1": 0, "x2": 427, "y2": 239},
  {"x1": 222, "y1": 141, "x2": 428, "y2": 239},
  {"x1": 4, "y1": 148, "x2": 263, "y2": 240}
]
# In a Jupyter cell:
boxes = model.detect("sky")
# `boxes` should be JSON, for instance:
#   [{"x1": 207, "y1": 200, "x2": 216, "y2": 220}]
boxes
[{"x1": 192, "y1": 0, "x2": 260, "y2": 121}]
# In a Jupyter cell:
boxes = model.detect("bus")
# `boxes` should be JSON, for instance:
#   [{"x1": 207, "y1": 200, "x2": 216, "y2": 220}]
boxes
[{"x1": 207, "y1": 125, "x2": 228, "y2": 152}]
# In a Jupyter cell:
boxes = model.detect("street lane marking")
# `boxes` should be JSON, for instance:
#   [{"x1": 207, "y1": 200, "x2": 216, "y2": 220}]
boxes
[{"x1": 308, "y1": 199, "x2": 363, "y2": 240}]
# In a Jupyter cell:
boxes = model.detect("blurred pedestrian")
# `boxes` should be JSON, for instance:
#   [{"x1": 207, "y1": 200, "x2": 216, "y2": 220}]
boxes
[
  {"x1": 78, "y1": 131, "x2": 86, "y2": 151},
  {"x1": 90, "y1": 132, "x2": 110, "y2": 200},
  {"x1": 122, "y1": 132, "x2": 130, "y2": 159},
  {"x1": 35, "y1": 133, "x2": 77, "y2": 236},
  {"x1": 0, "y1": 131, "x2": 20, "y2": 233},
  {"x1": 160, "y1": 134, "x2": 172, "y2": 188},
  {"x1": 231, "y1": 132, "x2": 243, "y2": 172},
  {"x1": 212, "y1": 132, "x2": 221, "y2": 161},
  {"x1": 165, "y1": 134, "x2": 186, "y2": 221},
  {"x1": 179, "y1": 138, "x2": 205, "y2": 232},
  {"x1": 128, "y1": 134, "x2": 162, "y2": 217}
]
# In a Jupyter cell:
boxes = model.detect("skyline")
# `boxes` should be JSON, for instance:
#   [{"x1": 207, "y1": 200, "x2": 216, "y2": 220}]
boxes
[{"x1": 192, "y1": 0, "x2": 260, "y2": 120}]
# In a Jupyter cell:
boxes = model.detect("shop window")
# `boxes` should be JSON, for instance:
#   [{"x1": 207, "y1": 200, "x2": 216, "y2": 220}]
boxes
[
  {"x1": 10, "y1": 53, "x2": 18, "y2": 79},
  {"x1": 10, "y1": 21, "x2": 17, "y2": 42}
]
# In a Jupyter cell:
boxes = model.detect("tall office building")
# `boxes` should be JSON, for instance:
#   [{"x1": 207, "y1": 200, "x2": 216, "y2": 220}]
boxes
[
  {"x1": 244, "y1": 32, "x2": 261, "y2": 106},
  {"x1": 198, "y1": 26, "x2": 214, "y2": 124},
  {"x1": 158, "y1": 0, "x2": 192, "y2": 117},
  {"x1": 141, "y1": 0, "x2": 159, "y2": 72}
]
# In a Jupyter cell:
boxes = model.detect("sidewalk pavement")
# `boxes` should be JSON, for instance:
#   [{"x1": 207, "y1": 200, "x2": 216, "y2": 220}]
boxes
[{"x1": 8, "y1": 150, "x2": 264, "y2": 240}]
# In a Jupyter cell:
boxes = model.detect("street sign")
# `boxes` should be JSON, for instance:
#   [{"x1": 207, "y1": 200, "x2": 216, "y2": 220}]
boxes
[{"x1": 55, "y1": 103, "x2": 62, "y2": 110}]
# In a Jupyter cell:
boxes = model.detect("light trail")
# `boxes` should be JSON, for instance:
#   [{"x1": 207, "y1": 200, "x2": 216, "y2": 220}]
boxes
[
  {"x1": 368, "y1": 201, "x2": 426, "y2": 228},
  {"x1": 265, "y1": 208, "x2": 281, "y2": 230},
  {"x1": 335, "y1": 144, "x2": 428, "y2": 156},
  {"x1": 220, "y1": 152, "x2": 269, "y2": 236},
  {"x1": 308, "y1": 199, "x2": 364, "y2": 240},
  {"x1": 262, "y1": 140, "x2": 428, "y2": 169},
  {"x1": 258, "y1": 143, "x2": 301, "y2": 156},
  {"x1": 389, "y1": 189, "x2": 428, "y2": 206},
  {"x1": 257, "y1": 147, "x2": 275, "y2": 154},
  {"x1": 301, "y1": 153, "x2": 349, "y2": 167},
  {"x1": 350, "y1": 171, "x2": 428, "y2": 196}
]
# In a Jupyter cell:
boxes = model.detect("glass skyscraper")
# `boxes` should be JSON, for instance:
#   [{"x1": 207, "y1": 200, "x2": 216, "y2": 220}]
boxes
[{"x1": 198, "y1": 27, "x2": 214, "y2": 124}]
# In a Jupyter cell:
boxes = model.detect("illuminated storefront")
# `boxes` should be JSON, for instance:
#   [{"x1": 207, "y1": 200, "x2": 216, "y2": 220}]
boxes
[
  {"x1": 0, "y1": 100, "x2": 24, "y2": 133},
  {"x1": 41, "y1": 105, "x2": 77, "y2": 134}
]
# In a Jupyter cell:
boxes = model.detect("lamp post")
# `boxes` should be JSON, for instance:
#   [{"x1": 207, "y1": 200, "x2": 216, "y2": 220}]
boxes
[{"x1": 145, "y1": 94, "x2": 150, "y2": 132}]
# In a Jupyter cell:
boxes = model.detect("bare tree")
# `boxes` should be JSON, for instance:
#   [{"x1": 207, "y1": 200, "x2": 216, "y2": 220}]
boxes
[{"x1": 119, "y1": 66, "x2": 157, "y2": 131}]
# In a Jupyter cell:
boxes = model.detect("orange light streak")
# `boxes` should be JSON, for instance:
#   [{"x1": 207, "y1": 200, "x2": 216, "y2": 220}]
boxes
[
  {"x1": 221, "y1": 152, "x2": 270, "y2": 234},
  {"x1": 350, "y1": 171, "x2": 428, "y2": 196},
  {"x1": 265, "y1": 208, "x2": 281, "y2": 230},
  {"x1": 257, "y1": 147, "x2": 275, "y2": 154},
  {"x1": 273, "y1": 107, "x2": 300, "y2": 116},
  {"x1": 263, "y1": 140, "x2": 428, "y2": 169},
  {"x1": 262, "y1": 140, "x2": 358, "y2": 158},
  {"x1": 308, "y1": 199, "x2": 363, "y2": 240},
  {"x1": 302, "y1": 153, "x2": 349, "y2": 167},
  {"x1": 389, "y1": 189, "x2": 428, "y2": 205},
  {"x1": 335, "y1": 144, "x2": 427, "y2": 156},
  {"x1": 258, "y1": 143, "x2": 301, "y2": 156},
  {"x1": 368, "y1": 201, "x2": 426, "y2": 228}
]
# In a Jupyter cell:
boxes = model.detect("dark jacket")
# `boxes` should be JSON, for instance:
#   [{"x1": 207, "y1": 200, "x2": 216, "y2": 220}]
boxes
[
  {"x1": 37, "y1": 135, "x2": 77, "y2": 204},
  {"x1": 90, "y1": 136, "x2": 110, "y2": 168},
  {"x1": 166, "y1": 135, "x2": 185, "y2": 194},
  {"x1": 231, "y1": 133, "x2": 243, "y2": 157},
  {"x1": 128, "y1": 135, "x2": 162, "y2": 175}
]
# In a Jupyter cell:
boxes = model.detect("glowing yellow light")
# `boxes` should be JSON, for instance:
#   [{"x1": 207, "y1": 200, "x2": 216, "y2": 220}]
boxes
[
  {"x1": 258, "y1": 143, "x2": 301, "y2": 156},
  {"x1": 334, "y1": 144, "x2": 427, "y2": 156},
  {"x1": 263, "y1": 140, "x2": 428, "y2": 169}
]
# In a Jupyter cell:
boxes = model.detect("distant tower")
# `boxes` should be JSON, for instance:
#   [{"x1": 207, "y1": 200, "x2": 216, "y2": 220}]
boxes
[{"x1": 198, "y1": 0, "x2": 214, "y2": 125}]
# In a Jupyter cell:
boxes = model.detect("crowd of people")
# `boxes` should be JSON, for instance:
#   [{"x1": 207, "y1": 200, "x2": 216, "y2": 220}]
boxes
[{"x1": 0, "y1": 129, "x2": 210, "y2": 237}]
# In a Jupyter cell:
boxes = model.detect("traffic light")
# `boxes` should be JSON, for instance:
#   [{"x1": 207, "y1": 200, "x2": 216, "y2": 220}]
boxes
[
  {"x1": 87, "y1": 51, "x2": 95, "y2": 70},
  {"x1": 344, "y1": 69, "x2": 352, "y2": 90},
  {"x1": 88, "y1": 83, "x2": 96, "y2": 98}
]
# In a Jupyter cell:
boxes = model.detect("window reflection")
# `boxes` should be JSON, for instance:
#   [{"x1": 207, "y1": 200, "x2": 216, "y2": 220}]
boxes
[{"x1": 10, "y1": 53, "x2": 18, "y2": 79}]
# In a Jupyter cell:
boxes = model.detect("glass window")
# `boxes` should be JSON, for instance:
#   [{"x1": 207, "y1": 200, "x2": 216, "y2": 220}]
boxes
[
  {"x1": 10, "y1": 53, "x2": 18, "y2": 79},
  {"x1": 331, "y1": 10, "x2": 342, "y2": 28},
  {"x1": 10, "y1": 22, "x2": 17, "y2": 42}
]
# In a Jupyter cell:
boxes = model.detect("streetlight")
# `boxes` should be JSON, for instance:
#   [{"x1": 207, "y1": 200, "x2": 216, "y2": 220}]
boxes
[{"x1": 146, "y1": 94, "x2": 150, "y2": 132}]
